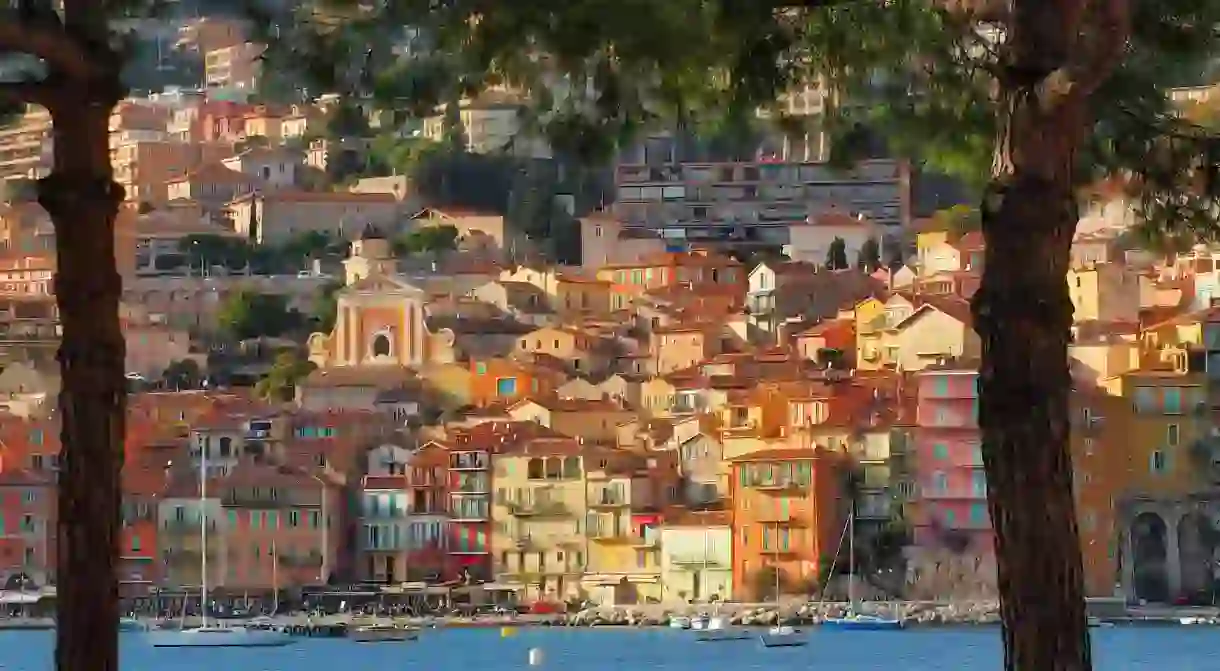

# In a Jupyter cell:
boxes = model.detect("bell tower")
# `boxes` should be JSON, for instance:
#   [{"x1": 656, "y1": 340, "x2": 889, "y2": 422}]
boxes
[{"x1": 344, "y1": 223, "x2": 396, "y2": 285}]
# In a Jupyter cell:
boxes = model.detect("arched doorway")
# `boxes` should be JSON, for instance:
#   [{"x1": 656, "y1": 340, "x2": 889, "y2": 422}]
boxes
[
  {"x1": 3, "y1": 572, "x2": 37, "y2": 591},
  {"x1": 1178, "y1": 511, "x2": 1219, "y2": 600},
  {"x1": 371, "y1": 333, "x2": 391, "y2": 357},
  {"x1": 1132, "y1": 512, "x2": 1169, "y2": 602}
]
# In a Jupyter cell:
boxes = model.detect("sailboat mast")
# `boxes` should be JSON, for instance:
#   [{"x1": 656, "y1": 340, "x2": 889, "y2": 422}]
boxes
[
  {"x1": 200, "y1": 441, "x2": 208, "y2": 627},
  {"x1": 847, "y1": 510, "x2": 854, "y2": 606},
  {"x1": 774, "y1": 521, "x2": 780, "y2": 601}
]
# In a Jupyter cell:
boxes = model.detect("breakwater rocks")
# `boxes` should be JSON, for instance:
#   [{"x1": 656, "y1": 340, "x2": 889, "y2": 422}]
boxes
[{"x1": 564, "y1": 601, "x2": 1002, "y2": 628}]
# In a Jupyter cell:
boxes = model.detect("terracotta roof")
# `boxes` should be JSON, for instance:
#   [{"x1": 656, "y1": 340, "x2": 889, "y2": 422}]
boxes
[
  {"x1": 661, "y1": 506, "x2": 730, "y2": 527},
  {"x1": 168, "y1": 161, "x2": 257, "y2": 186},
  {"x1": 229, "y1": 190, "x2": 398, "y2": 205},
  {"x1": 511, "y1": 396, "x2": 627, "y2": 413},
  {"x1": 728, "y1": 448, "x2": 823, "y2": 462}
]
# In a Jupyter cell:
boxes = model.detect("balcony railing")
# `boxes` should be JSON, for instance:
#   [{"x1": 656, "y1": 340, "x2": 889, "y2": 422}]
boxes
[
  {"x1": 222, "y1": 492, "x2": 305, "y2": 508},
  {"x1": 588, "y1": 490, "x2": 627, "y2": 508},
  {"x1": 746, "y1": 477, "x2": 808, "y2": 492},
  {"x1": 588, "y1": 526, "x2": 628, "y2": 542},
  {"x1": 755, "y1": 511, "x2": 801, "y2": 525},
  {"x1": 668, "y1": 554, "x2": 723, "y2": 567},
  {"x1": 452, "y1": 479, "x2": 490, "y2": 494},
  {"x1": 506, "y1": 500, "x2": 568, "y2": 517},
  {"x1": 161, "y1": 520, "x2": 219, "y2": 534},
  {"x1": 759, "y1": 545, "x2": 797, "y2": 555},
  {"x1": 450, "y1": 453, "x2": 489, "y2": 470},
  {"x1": 449, "y1": 507, "x2": 490, "y2": 522}
]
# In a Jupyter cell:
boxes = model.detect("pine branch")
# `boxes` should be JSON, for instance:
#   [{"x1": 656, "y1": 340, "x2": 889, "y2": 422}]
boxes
[
  {"x1": 1037, "y1": 0, "x2": 1132, "y2": 111},
  {"x1": 0, "y1": 12, "x2": 97, "y2": 80},
  {"x1": 0, "y1": 80, "x2": 53, "y2": 108}
]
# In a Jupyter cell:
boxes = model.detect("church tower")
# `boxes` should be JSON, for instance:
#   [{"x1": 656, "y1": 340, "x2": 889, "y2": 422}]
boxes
[{"x1": 344, "y1": 223, "x2": 396, "y2": 285}]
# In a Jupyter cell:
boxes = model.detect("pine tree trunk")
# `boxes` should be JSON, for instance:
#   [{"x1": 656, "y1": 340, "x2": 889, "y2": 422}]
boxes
[
  {"x1": 970, "y1": 2, "x2": 1101, "y2": 669},
  {"x1": 39, "y1": 78, "x2": 127, "y2": 671}
]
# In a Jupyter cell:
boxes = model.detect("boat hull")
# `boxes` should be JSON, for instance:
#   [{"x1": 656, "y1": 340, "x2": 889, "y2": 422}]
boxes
[
  {"x1": 695, "y1": 628, "x2": 752, "y2": 642},
  {"x1": 350, "y1": 628, "x2": 419, "y2": 643},
  {"x1": 821, "y1": 616, "x2": 904, "y2": 631},
  {"x1": 759, "y1": 634, "x2": 807, "y2": 648},
  {"x1": 146, "y1": 627, "x2": 293, "y2": 648}
]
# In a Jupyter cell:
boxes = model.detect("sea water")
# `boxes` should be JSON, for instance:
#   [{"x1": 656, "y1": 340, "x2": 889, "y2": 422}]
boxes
[{"x1": 0, "y1": 626, "x2": 1217, "y2": 670}]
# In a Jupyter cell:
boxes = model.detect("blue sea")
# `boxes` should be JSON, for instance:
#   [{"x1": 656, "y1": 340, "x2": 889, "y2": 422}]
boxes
[{"x1": 1, "y1": 626, "x2": 1218, "y2": 670}]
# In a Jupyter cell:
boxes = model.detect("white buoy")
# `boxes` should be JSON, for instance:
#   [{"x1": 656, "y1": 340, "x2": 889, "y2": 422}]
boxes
[{"x1": 528, "y1": 648, "x2": 544, "y2": 666}]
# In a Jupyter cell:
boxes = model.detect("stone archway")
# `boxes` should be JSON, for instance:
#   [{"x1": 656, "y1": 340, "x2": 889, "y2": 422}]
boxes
[
  {"x1": 1179, "y1": 510, "x2": 1219, "y2": 600},
  {"x1": 1132, "y1": 512, "x2": 1169, "y2": 602}
]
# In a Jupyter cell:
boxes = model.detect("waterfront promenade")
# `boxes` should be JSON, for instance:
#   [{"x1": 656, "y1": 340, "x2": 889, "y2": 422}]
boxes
[{"x1": 3, "y1": 600, "x2": 1217, "y2": 630}]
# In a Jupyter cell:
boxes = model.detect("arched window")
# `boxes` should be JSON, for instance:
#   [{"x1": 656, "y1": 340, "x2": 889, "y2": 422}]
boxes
[
  {"x1": 372, "y1": 333, "x2": 391, "y2": 357},
  {"x1": 544, "y1": 457, "x2": 562, "y2": 479},
  {"x1": 527, "y1": 458, "x2": 544, "y2": 480},
  {"x1": 563, "y1": 456, "x2": 581, "y2": 479}
]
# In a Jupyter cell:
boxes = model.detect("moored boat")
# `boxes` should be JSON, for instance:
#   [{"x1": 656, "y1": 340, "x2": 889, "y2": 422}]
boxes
[
  {"x1": 695, "y1": 616, "x2": 751, "y2": 642},
  {"x1": 759, "y1": 625, "x2": 807, "y2": 648},
  {"x1": 821, "y1": 612, "x2": 904, "y2": 631},
  {"x1": 146, "y1": 625, "x2": 293, "y2": 648},
  {"x1": 119, "y1": 617, "x2": 146, "y2": 632},
  {"x1": 349, "y1": 624, "x2": 420, "y2": 643},
  {"x1": 669, "y1": 616, "x2": 692, "y2": 630}
]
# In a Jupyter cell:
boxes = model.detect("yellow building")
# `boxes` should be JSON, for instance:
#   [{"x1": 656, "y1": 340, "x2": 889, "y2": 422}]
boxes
[
  {"x1": 507, "y1": 397, "x2": 637, "y2": 443},
  {"x1": 581, "y1": 456, "x2": 669, "y2": 604},
  {"x1": 1066, "y1": 263, "x2": 1140, "y2": 324},
  {"x1": 1102, "y1": 366, "x2": 1207, "y2": 496},
  {"x1": 555, "y1": 275, "x2": 612, "y2": 316},
  {"x1": 852, "y1": 297, "x2": 887, "y2": 371},
  {"x1": 491, "y1": 438, "x2": 590, "y2": 601}
]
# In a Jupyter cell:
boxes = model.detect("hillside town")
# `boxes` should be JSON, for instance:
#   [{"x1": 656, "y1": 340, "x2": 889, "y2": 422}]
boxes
[{"x1": 1, "y1": 15, "x2": 1218, "y2": 619}]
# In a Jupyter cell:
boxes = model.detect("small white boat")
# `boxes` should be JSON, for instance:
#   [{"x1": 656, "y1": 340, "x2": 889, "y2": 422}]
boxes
[
  {"x1": 119, "y1": 617, "x2": 146, "y2": 632},
  {"x1": 669, "y1": 616, "x2": 692, "y2": 630},
  {"x1": 695, "y1": 616, "x2": 751, "y2": 642},
  {"x1": 690, "y1": 615, "x2": 709, "y2": 630},
  {"x1": 146, "y1": 625, "x2": 293, "y2": 648},
  {"x1": 822, "y1": 612, "x2": 904, "y2": 631},
  {"x1": 759, "y1": 625, "x2": 807, "y2": 648},
  {"x1": 1087, "y1": 616, "x2": 1114, "y2": 628},
  {"x1": 349, "y1": 624, "x2": 420, "y2": 643}
]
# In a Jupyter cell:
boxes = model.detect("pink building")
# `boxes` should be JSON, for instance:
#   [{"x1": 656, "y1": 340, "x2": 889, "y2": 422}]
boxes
[{"x1": 913, "y1": 366, "x2": 992, "y2": 554}]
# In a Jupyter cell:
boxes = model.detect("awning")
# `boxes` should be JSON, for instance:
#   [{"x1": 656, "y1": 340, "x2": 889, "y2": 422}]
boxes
[
  {"x1": 479, "y1": 582, "x2": 524, "y2": 591},
  {"x1": 581, "y1": 574, "x2": 661, "y2": 586},
  {"x1": 0, "y1": 591, "x2": 43, "y2": 604}
]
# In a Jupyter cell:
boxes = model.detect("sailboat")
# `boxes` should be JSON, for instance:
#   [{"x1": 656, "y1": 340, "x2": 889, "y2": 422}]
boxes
[
  {"x1": 145, "y1": 450, "x2": 292, "y2": 648},
  {"x1": 759, "y1": 520, "x2": 808, "y2": 648},
  {"x1": 822, "y1": 510, "x2": 904, "y2": 631}
]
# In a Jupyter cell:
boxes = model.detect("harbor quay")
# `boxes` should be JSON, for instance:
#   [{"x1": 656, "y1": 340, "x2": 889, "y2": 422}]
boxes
[{"x1": 3, "y1": 600, "x2": 1218, "y2": 631}]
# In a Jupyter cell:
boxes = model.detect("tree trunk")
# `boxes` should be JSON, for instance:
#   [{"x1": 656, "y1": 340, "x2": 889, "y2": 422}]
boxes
[
  {"x1": 38, "y1": 53, "x2": 127, "y2": 671},
  {"x1": 971, "y1": 2, "x2": 1103, "y2": 669}
]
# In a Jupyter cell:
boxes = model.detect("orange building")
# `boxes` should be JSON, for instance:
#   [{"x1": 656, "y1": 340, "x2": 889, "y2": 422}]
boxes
[
  {"x1": 469, "y1": 357, "x2": 566, "y2": 407},
  {"x1": 729, "y1": 447, "x2": 846, "y2": 599},
  {"x1": 119, "y1": 458, "x2": 167, "y2": 597},
  {"x1": 1071, "y1": 383, "x2": 1134, "y2": 597},
  {"x1": 596, "y1": 250, "x2": 747, "y2": 298}
]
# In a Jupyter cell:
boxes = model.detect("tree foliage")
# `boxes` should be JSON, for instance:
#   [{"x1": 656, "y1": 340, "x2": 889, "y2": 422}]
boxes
[
  {"x1": 161, "y1": 359, "x2": 204, "y2": 391},
  {"x1": 825, "y1": 237, "x2": 848, "y2": 270},
  {"x1": 394, "y1": 224, "x2": 459, "y2": 256},
  {"x1": 856, "y1": 236, "x2": 882, "y2": 272},
  {"x1": 309, "y1": 280, "x2": 344, "y2": 333},
  {"x1": 255, "y1": 350, "x2": 316, "y2": 402},
  {"x1": 216, "y1": 291, "x2": 303, "y2": 341}
]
